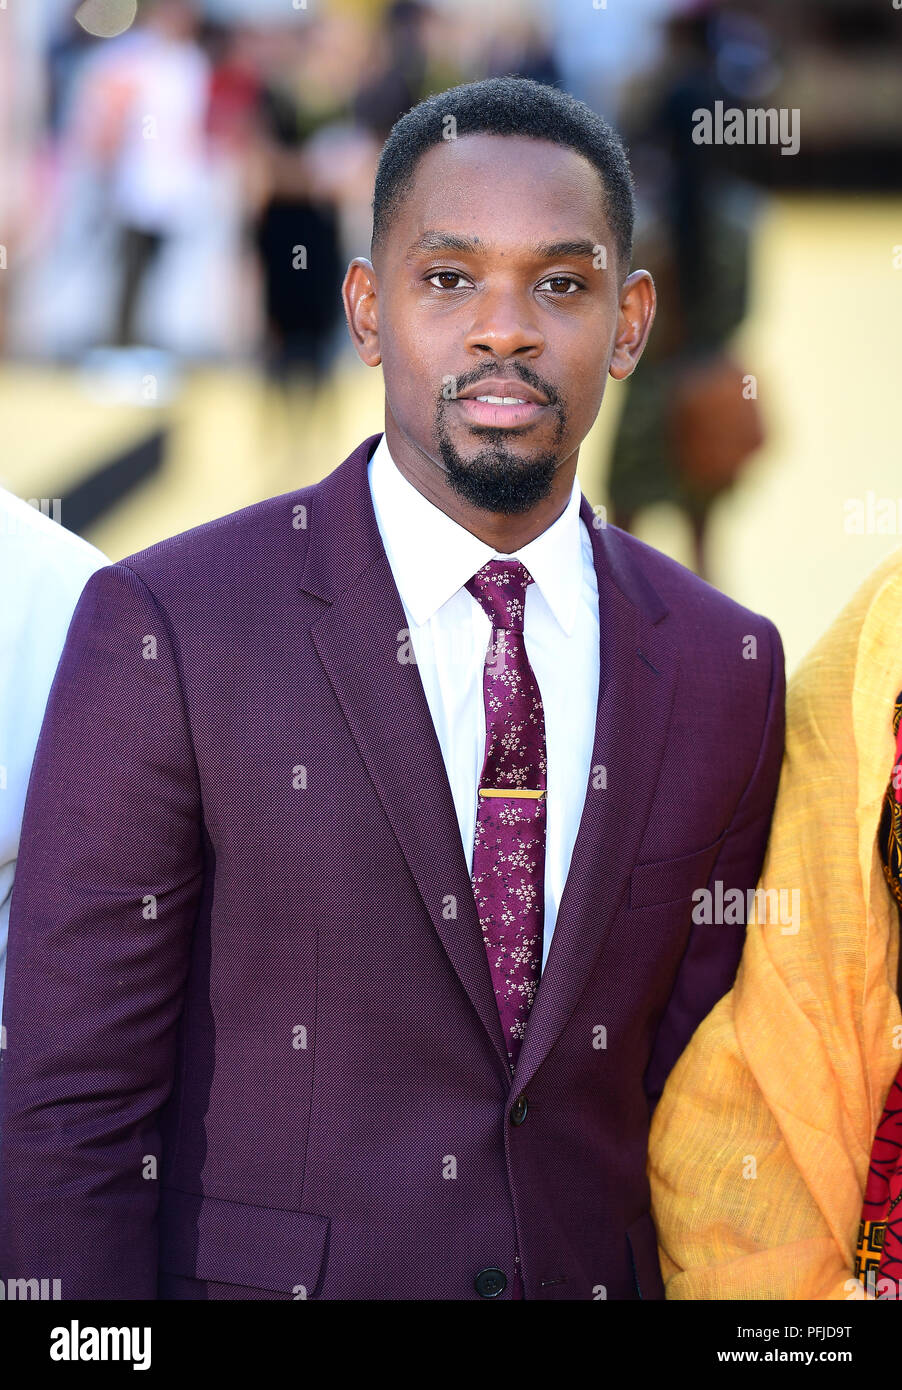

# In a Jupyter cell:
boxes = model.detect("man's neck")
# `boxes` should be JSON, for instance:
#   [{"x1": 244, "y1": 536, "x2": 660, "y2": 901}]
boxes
[{"x1": 382, "y1": 421, "x2": 578, "y2": 553}]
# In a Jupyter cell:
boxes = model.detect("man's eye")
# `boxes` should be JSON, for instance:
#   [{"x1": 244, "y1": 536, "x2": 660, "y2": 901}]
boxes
[
  {"x1": 427, "y1": 271, "x2": 469, "y2": 290},
  {"x1": 539, "y1": 276, "x2": 581, "y2": 295}
]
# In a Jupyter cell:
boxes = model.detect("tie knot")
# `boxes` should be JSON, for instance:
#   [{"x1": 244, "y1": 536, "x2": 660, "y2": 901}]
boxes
[{"x1": 465, "y1": 558, "x2": 534, "y2": 632}]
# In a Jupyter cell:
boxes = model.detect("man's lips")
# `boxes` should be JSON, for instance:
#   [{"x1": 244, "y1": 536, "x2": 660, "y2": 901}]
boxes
[
  {"x1": 455, "y1": 397, "x2": 547, "y2": 428},
  {"x1": 451, "y1": 377, "x2": 552, "y2": 429}
]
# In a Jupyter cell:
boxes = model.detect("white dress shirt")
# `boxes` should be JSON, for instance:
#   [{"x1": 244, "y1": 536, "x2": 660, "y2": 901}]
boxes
[
  {"x1": 368, "y1": 433, "x2": 600, "y2": 971},
  {"x1": 0, "y1": 490, "x2": 107, "y2": 1020}
]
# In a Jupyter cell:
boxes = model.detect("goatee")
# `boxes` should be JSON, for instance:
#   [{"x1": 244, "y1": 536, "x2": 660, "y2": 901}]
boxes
[{"x1": 437, "y1": 433, "x2": 560, "y2": 515}]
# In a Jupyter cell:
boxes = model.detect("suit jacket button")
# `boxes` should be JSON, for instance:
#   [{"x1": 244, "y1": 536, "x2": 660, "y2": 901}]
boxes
[
  {"x1": 510, "y1": 1094, "x2": 528, "y2": 1125},
  {"x1": 475, "y1": 1267, "x2": 507, "y2": 1298}
]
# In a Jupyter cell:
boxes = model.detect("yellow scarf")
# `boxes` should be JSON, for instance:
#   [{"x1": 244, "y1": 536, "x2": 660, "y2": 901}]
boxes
[{"x1": 649, "y1": 547, "x2": 902, "y2": 1299}]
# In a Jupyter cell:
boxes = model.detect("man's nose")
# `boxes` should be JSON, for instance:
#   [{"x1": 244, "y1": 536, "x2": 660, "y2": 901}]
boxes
[{"x1": 462, "y1": 286, "x2": 545, "y2": 360}]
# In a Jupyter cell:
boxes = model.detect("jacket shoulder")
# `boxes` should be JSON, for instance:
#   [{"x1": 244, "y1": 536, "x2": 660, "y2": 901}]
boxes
[
  {"x1": 112, "y1": 482, "x2": 327, "y2": 609},
  {"x1": 604, "y1": 523, "x2": 778, "y2": 644}
]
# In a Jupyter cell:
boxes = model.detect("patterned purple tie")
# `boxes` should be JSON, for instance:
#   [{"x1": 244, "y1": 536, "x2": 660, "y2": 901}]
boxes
[{"x1": 465, "y1": 559, "x2": 547, "y2": 1072}]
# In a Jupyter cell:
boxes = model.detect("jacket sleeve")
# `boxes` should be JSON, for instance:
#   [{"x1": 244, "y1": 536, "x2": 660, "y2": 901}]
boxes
[
  {"x1": 644, "y1": 617, "x2": 786, "y2": 1108},
  {"x1": 0, "y1": 562, "x2": 202, "y2": 1299}
]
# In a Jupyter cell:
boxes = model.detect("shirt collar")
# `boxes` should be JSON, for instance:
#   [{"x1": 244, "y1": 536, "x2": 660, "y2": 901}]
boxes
[{"x1": 367, "y1": 432, "x2": 586, "y2": 635}]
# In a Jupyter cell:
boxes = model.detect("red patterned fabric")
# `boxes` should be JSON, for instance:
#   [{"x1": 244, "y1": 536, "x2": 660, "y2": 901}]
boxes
[{"x1": 856, "y1": 692, "x2": 902, "y2": 1293}]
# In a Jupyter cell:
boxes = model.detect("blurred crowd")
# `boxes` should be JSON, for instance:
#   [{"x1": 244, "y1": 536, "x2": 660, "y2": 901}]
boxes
[
  {"x1": 0, "y1": 0, "x2": 899, "y2": 582},
  {"x1": 0, "y1": 0, "x2": 758, "y2": 373}
]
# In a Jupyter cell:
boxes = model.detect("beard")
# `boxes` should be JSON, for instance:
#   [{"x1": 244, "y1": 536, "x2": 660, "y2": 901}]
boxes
[{"x1": 435, "y1": 410, "x2": 567, "y2": 516}]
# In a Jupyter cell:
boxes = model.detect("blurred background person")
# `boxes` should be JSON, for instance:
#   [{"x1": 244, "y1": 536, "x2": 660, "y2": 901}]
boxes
[
  {"x1": 86, "y1": 0, "x2": 211, "y2": 348},
  {"x1": 0, "y1": 0, "x2": 899, "y2": 673},
  {"x1": 608, "y1": 1, "x2": 765, "y2": 579},
  {"x1": 251, "y1": 18, "x2": 349, "y2": 390}
]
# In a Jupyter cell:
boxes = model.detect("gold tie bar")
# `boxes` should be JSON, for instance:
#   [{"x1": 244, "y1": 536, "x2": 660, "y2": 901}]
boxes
[{"x1": 478, "y1": 788, "x2": 545, "y2": 799}]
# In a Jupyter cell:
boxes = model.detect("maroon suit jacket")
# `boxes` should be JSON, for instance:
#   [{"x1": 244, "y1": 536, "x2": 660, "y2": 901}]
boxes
[{"x1": 0, "y1": 433, "x2": 784, "y2": 1299}]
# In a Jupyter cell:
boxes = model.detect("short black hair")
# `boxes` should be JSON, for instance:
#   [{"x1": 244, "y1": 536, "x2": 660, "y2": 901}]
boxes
[{"x1": 371, "y1": 76, "x2": 635, "y2": 272}]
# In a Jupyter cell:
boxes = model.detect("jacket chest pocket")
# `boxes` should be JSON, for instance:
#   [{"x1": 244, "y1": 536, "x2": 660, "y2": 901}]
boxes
[{"x1": 628, "y1": 835, "x2": 725, "y2": 910}]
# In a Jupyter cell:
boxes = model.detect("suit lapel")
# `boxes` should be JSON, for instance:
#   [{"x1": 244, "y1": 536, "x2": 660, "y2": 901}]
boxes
[
  {"x1": 304, "y1": 436, "x2": 512, "y2": 1080},
  {"x1": 511, "y1": 501, "x2": 679, "y2": 1095},
  {"x1": 303, "y1": 437, "x2": 679, "y2": 1092}
]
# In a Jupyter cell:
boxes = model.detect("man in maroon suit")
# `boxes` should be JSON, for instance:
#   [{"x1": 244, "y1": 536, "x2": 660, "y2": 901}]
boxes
[{"x1": 0, "y1": 77, "x2": 784, "y2": 1299}]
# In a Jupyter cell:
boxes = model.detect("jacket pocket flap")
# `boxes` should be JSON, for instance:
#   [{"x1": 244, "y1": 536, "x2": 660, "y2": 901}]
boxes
[
  {"x1": 625, "y1": 1211, "x2": 664, "y2": 1300},
  {"x1": 629, "y1": 835, "x2": 724, "y2": 910},
  {"x1": 160, "y1": 1189, "x2": 329, "y2": 1295}
]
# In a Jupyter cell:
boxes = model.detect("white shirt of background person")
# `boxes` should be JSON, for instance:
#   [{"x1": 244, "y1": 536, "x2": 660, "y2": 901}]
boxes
[{"x1": 0, "y1": 489, "x2": 107, "y2": 1025}]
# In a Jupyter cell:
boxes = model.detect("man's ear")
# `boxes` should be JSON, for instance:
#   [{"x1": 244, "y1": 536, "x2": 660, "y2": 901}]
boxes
[
  {"x1": 609, "y1": 269, "x2": 656, "y2": 381},
  {"x1": 342, "y1": 257, "x2": 381, "y2": 367}
]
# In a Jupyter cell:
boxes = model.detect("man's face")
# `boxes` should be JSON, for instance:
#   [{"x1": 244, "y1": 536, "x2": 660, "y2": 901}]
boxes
[{"x1": 368, "y1": 134, "x2": 635, "y2": 514}]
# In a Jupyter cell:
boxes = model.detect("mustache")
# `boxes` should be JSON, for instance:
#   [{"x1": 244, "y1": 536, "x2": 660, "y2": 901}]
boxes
[{"x1": 438, "y1": 366, "x2": 560, "y2": 407}]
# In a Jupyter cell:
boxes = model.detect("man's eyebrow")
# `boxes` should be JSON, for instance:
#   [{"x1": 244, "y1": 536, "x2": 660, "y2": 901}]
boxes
[
  {"x1": 405, "y1": 231, "x2": 482, "y2": 259},
  {"x1": 404, "y1": 232, "x2": 600, "y2": 261},
  {"x1": 534, "y1": 239, "x2": 599, "y2": 260}
]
